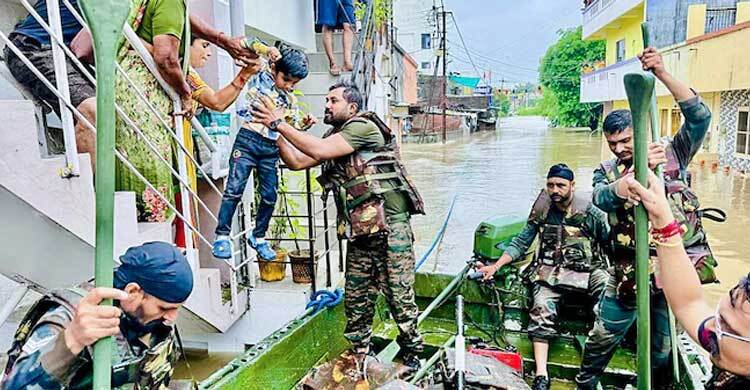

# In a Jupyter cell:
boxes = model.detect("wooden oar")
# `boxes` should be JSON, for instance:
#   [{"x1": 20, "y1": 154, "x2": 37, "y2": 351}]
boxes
[
  {"x1": 624, "y1": 72, "x2": 656, "y2": 390},
  {"x1": 78, "y1": 1, "x2": 130, "y2": 388}
]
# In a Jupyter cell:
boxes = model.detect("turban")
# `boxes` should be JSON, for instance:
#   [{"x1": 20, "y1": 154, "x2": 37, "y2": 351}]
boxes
[
  {"x1": 547, "y1": 163, "x2": 574, "y2": 181},
  {"x1": 114, "y1": 242, "x2": 193, "y2": 303}
]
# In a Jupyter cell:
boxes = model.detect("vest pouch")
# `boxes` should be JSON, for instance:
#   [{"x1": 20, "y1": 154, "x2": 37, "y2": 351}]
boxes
[{"x1": 348, "y1": 198, "x2": 390, "y2": 239}]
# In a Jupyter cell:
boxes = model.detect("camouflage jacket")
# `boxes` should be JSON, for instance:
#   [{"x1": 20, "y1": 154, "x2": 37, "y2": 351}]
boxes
[
  {"x1": 2, "y1": 289, "x2": 177, "y2": 389},
  {"x1": 592, "y1": 94, "x2": 710, "y2": 214},
  {"x1": 592, "y1": 94, "x2": 713, "y2": 298}
]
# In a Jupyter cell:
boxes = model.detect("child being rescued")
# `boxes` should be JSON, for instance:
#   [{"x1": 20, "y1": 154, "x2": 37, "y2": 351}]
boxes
[{"x1": 212, "y1": 39, "x2": 313, "y2": 261}]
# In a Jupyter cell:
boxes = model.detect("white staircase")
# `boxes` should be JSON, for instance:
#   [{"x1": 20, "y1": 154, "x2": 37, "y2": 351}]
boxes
[
  {"x1": 296, "y1": 32, "x2": 356, "y2": 136},
  {"x1": 0, "y1": 98, "x2": 245, "y2": 333}
]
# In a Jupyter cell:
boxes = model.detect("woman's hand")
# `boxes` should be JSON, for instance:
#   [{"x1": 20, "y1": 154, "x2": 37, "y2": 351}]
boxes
[
  {"x1": 624, "y1": 169, "x2": 675, "y2": 228},
  {"x1": 174, "y1": 94, "x2": 196, "y2": 120},
  {"x1": 238, "y1": 57, "x2": 262, "y2": 80}
]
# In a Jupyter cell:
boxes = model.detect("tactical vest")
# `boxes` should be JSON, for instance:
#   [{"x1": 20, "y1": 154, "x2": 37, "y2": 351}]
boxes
[
  {"x1": 527, "y1": 190, "x2": 601, "y2": 291},
  {"x1": 318, "y1": 112, "x2": 425, "y2": 240},
  {"x1": 3, "y1": 287, "x2": 177, "y2": 389},
  {"x1": 600, "y1": 143, "x2": 720, "y2": 299}
]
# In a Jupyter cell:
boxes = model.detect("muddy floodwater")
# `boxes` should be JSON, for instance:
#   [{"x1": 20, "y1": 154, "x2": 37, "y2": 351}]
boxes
[
  {"x1": 181, "y1": 116, "x2": 750, "y2": 382},
  {"x1": 404, "y1": 116, "x2": 750, "y2": 306}
]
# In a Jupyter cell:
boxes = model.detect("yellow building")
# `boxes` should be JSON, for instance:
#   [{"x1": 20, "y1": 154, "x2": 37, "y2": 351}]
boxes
[{"x1": 580, "y1": 0, "x2": 750, "y2": 171}]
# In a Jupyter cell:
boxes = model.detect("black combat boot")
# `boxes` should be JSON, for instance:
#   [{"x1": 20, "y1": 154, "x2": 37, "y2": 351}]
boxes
[{"x1": 532, "y1": 375, "x2": 551, "y2": 390}]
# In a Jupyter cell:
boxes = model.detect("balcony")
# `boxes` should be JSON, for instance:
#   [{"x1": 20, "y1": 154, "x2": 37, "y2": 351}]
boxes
[
  {"x1": 580, "y1": 57, "x2": 642, "y2": 103},
  {"x1": 582, "y1": 0, "x2": 644, "y2": 40}
]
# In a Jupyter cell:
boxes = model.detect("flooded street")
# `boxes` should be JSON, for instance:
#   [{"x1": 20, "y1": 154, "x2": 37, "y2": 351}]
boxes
[{"x1": 404, "y1": 116, "x2": 750, "y2": 305}]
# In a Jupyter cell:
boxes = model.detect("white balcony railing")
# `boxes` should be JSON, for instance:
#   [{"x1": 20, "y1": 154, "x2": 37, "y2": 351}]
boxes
[
  {"x1": 580, "y1": 57, "x2": 642, "y2": 103},
  {"x1": 582, "y1": 0, "x2": 643, "y2": 39}
]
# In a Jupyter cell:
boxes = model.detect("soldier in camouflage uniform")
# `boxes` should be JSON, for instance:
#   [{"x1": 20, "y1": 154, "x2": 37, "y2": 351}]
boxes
[
  {"x1": 2, "y1": 242, "x2": 193, "y2": 389},
  {"x1": 575, "y1": 48, "x2": 715, "y2": 390},
  {"x1": 252, "y1": 81, "x2": 425, "y2": 368},
  {"x1": 478, "y1": 164, "x2": 610, "y2": 390}
]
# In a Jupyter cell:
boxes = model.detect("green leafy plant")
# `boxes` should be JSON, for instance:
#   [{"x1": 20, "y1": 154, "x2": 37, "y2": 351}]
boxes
[
  {"x1": 538, "y1": 26, "x2": 605, "y2": 129},
  {"x1": 355, "y1": 0, "x2": 392, "y2": 29},
  {"x1": 267, "y1": 170, "x2": 322, "y2": 251}
]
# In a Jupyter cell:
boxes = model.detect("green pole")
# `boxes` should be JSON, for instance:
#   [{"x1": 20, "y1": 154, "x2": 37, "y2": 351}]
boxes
[
  {"x1": 624, "y1": 72, "x2": 656, "y2": 390},
  {"x1": 642, "y1": 23, "x2": 680, "y2": 381},
  {"x1": 78, "y1": 1, "x2": 130, "y2": 389}
]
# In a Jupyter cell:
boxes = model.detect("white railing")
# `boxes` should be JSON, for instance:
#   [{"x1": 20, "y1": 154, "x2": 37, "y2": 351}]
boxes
[
  {"x1": 1, "y1": 0, "x2": 245, "y2": 310},
  {"x1": 582, "y1": 0, "x2": 642, "y2": 39}
]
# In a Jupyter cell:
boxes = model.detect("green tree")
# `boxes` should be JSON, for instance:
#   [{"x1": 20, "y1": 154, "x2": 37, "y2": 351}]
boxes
[{"x1": 539, "y1": 26, "x2": 604, "y2": 128}]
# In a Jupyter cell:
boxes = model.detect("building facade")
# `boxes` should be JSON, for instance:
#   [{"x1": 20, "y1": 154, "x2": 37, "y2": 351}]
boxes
[
  {"x1": 580, "y1": 0, "x2": 750, "y2": 170},
  {"x1": 393, "y1": 0, "x2": 436, "y2": 75}
]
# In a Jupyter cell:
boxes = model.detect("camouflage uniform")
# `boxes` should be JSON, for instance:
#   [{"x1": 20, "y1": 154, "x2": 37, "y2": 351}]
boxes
[
  {"x1": 318, "y1": 112, "x2": 425, "y2": 355},
  {"x1": 345, "y1": 220, "x2": 423, "y2": 354},
  {"x1": 2, "y1": 287, "x2": 177, "y2": 389},
  {"x1": 576, "y1": 95, "x2": 713, "y2": 390},
  {"x1": 503, "y1": 191, "x2": 610, "y2": 343}
]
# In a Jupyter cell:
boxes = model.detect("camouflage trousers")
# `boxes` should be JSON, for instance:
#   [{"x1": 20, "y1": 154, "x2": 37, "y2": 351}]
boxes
[
  {"x1": 344, "y1": 220, "x2": 424, "y2": 355},
  {"x1": 528, "y1": 268, "x2": 609, "y2": 342},
  {"x1": 575, "y1": 273, "x2": 672, "y2": 390}
]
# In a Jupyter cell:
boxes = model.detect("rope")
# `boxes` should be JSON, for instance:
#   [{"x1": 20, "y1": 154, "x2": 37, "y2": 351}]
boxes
[
  {"x1": 305, "y1": 288, "x2": 344, "y2": 314},
  {"x1": 415, "y1": 195, "x2": 458, "y2": 271}
]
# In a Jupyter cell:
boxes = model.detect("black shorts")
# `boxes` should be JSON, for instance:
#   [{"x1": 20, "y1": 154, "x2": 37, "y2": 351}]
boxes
[{"x1": 4, "y1": 34, "x2": 95, "y2": 114}]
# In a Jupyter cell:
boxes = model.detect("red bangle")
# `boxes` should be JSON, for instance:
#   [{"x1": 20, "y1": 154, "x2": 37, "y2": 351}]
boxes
[{"x1": 651, "y1": 220, "x2": 684, "y2": 243}]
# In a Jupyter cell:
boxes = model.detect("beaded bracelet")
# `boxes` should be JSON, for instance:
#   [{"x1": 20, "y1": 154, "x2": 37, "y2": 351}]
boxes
[{"x1": 651, "y1": 220, "x2": 685, "y2": 243}]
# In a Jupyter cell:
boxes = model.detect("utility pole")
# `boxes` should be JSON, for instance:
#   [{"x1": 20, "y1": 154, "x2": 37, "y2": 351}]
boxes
[{"x1": 441, "y1": 6, "x2": 447, "y2": 143}]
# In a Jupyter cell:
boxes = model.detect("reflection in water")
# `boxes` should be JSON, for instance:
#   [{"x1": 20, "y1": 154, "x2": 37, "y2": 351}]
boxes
[{"x1": 404, "y1": 116, "x2": 750, "y2": 304}]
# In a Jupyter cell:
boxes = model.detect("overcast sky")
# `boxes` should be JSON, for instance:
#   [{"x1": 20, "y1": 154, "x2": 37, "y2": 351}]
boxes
[{"x1": 444, "y1": 0, "x2": 584, "y2": 87}]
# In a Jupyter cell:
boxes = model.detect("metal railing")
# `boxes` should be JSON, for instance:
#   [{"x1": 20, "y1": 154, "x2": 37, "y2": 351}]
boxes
[
  {"x1": 705, "y1": 7, "x2": 737, "y2": 34},
  {"x1": 350, "y1": 0, "x2": 376, "y2": 106},
  {"x1": 0, "y1": 0, "x2": 246, "y2": 309},
  {"x1": 233, "y1": 166, "x2": 341, "y2": 293}
]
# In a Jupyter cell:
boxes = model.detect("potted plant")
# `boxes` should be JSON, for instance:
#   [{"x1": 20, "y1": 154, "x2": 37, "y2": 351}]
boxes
[
  {"x1": 257, "y1": 177, "x2": 291, "y2": 282},
  {"x1": 279, "y1": 171, "x2": 320, "y2": 284}
]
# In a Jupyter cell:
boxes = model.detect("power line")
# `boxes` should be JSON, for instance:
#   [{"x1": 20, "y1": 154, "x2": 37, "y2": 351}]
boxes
[{"x1": 448, "y1": 12, "x2": 483, "y2": 80}]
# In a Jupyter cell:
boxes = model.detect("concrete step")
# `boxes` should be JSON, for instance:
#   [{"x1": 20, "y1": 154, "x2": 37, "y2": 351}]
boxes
[
  {"x1": 137, "y1": 221, "x2": 173, "y2": 244},
  {"x1": 113, "y1": 192, "x2": 139, "y2": 259},
  {"x1": 306, "y1": 52, "x2": 356, "y2": 73},
  {"x1": 296, "y1": 71, "x2": 354, "y2": 96},
  {"x1": 315, "y1": 32, "x2": 359, "y2": 53}
]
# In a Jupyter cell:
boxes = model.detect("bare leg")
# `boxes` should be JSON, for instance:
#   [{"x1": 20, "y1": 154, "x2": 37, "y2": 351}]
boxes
[
  {"x1": 342, "y1": 23, "x2": 354, "y2": 71},
  {"x1": 533, "y1": 341, "x2": 549, "y2": 377},
  {"x1": 75, "y1": 97, "x2": 97, "y2": 174},
  {"x1": 322, "y1": 25, "x2": 340, "y2": 74}
]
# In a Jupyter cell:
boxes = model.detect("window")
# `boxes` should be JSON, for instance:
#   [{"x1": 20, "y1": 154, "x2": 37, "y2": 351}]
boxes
[
  {"x1": 736, "y1": 108, "x2": 750, "y2": 155},
  {"x1": 421, "y1": 62, "x2": 431, "y2": 70},
  {"x1": 615, "y1": 39, "x2": 625, "y2": 63},
  {"x1": 421, "y1": 33, "x2": 431, "y2": 49}
]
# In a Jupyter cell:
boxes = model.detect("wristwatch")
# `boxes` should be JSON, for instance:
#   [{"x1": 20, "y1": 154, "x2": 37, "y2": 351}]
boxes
[{"x1": 268, "y1": 118, "x2": 282, "y2": 130}]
